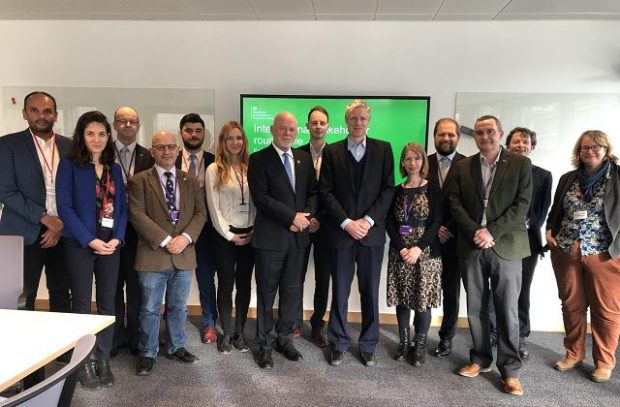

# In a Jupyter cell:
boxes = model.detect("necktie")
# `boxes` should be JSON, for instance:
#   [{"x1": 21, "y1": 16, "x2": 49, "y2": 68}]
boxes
[
  {"x1": 439, "y1": 157, "x2": 450, "y2": 187},
  {"x1": 120, "y1": 146, "x2": 130, "y2": 171},
  {"x1": 188, "y1": 154, "x2": 197, "y2": 178},
  {"x1": 282, "y1": 152, "x2": 294, "y2": 191},
  {"x1": 164, "y1": 172, "x2": 177, "y2": 212}
]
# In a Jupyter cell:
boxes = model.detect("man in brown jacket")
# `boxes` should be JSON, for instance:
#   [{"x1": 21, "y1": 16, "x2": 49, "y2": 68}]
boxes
[{"x1": 128, "y1": 130, "x2": 206, "y2": 376}]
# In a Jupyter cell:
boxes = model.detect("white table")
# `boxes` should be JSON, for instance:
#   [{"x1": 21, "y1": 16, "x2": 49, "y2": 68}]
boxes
[{"x1": 0, "y1": 309, "x2": 114, "y2": 392}]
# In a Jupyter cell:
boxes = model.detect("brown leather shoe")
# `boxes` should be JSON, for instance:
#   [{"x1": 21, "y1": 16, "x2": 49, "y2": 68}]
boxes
[
  {"x1": 554, "y1": 357, "x2": 582, "y2": 371},
  {"x1": 457, "y1": 363, "x2": 492, "y2": 378},
  {"x1": 201, "y1": 326, "x2": 217, "y2": 344},
  {"x1": 311, "y1": 328, "x2": 329, "y2": 348},
  {"x1": 502, "y1": 377, "x2": 524, "y2": 396},
  {"x1": 293, "y1": 327, "x2": 302, "y2": 338},
  {"x1": 591, "y1": 367, "x2": 612, "y2": 383}
]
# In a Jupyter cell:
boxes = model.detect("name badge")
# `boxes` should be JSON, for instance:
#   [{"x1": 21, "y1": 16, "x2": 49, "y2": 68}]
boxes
[
  {"x1": 573, "y1": 210, "x2": 588, "y2": 220},
  {"x1": 399, "y1": 224, "x2": 413, "y2": 236},
  {"x1": 238, "y1": 203, "x2": 249, "y2": 214},
  {"x1": 169, "y1": 210, "x2": 180, "y2": 224},
  {"x1": 101, "y1": 217, "x2": 114, "y2": 228}
]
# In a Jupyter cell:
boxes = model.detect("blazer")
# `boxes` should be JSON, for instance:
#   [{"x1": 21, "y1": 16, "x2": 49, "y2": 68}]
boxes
[
  {"x1": 56, "y1": 159, "x2": 127, "y2": 248},
  {"x1": 546, "y1": 163, "x2": 620, "y2": 258},
  {"x1": 427, "y1": 151, "x2": 466, "y2": 235},
  {"x1": 128, "y1": 167, "x2": 207, "y2": 271},
  {"x1": 528, "y1": 165, "x2": 553, "y2": 255},
  {"x1": 133, "y1": 144, "x2": 155, "y2": 174},
  {"x1": 319, "y1": 137, "x2": 395, "y2": 248},
  {"x1": 0, "y1": 129, "x2": 72, "y2": 245},
  {"x1": 299, "y1": 142, "x2": 328, "y2": 224},
  {"x1": 449, "y1": 147, "x2": 533, "y2": 260},
  {"x1": 248, "y1": 144, "x2": 318, "y2": 251}
]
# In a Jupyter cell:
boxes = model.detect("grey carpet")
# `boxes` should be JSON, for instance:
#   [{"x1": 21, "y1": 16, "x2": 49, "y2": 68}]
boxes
[{"x1": 67, "y1": 317, "x2": 619, "y2": 407}]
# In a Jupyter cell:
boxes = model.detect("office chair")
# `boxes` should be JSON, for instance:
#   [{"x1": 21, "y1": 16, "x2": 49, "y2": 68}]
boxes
[
  {"x1": 0, "y1": 235, "x2": 25, "y2": 310},
  {"x1": 0, "y1": 334, "x2": 96, "y2": 407}
]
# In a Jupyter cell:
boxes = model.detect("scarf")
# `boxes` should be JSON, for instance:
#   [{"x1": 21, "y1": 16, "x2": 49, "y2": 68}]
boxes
[{"x1": 577, "y1": 159, "x2": 611, "y2": 202}]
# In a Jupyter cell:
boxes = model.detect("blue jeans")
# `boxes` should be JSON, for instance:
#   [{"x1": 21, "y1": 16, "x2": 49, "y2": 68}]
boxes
[{"x1": 138, "y1": 269, "x2": 192, "y2": 358}]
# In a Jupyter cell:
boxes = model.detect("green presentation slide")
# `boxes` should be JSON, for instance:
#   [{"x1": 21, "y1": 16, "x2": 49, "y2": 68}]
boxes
[{"x1": 240, "y1": 95, "x2": 430, "y2": 182}]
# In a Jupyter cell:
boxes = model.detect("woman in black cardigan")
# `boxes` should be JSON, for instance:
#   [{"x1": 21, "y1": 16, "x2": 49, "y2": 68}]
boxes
[{"x1": 386, "y1": 143, "x2": 443, "y2": 366}]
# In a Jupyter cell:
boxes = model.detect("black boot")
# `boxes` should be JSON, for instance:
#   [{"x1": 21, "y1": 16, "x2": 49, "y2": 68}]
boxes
[
  {"x1": 78, "y1": 360, "x2": 101, "y2": 390},
  {"x1": 97, "y1": 359, "x2": 114, "y2": 387},
  {"x1": 410, "y1": 333, "x2": 427, "y2": 366},
  {"x1": 394, "y1": 327, "x2": 410, "y2": 361}
]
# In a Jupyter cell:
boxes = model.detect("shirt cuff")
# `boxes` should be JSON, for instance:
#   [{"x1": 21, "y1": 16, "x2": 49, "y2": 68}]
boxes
[
  {"x1": 160, "y1": 235, "x2": 172, "y2": 247},
  {"x1": 340, "y1": 218, "x2": 352, "y2": 230},
  {"x1": 182, "y1": 233, "x2": 193, "y2": 245},
  {"x1": 363, "y1": 215, "x2": 375, "y2": 227}
]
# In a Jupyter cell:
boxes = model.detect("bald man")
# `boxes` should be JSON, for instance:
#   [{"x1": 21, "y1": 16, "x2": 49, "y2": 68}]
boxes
[
  {"x1": 128, "y1": 130, "x2": 206, "y2": 376},
  {"x1": 248, "y1": 112, "x2": 318, "y2": 368},
  {"x1": 111, "y1": 106, "x2": 154, "y2": 356}
]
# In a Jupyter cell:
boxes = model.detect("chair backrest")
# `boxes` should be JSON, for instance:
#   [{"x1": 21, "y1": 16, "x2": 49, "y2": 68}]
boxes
[
  {"x1": 0, "y1": 236, "x2": 24, "y2": 310},
  {"x1": 0, "y1": 335, "x2": 96, "y2": 407}
]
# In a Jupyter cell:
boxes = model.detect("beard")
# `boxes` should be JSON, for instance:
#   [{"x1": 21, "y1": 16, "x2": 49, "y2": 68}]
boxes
[
  {"x1": 436, "y1": 142, "x2": 456, "y2": 156},
  {"x1": 183, "y1": 137, "x2": 203, "y2": 151},
  {"x1": 30, "y1": 120, "x2": 54, "y2": 134}
]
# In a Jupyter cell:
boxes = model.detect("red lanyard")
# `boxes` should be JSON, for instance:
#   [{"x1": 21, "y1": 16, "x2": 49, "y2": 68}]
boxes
[{"x1": 32, "y1": 132, "x2": 56, "y2": 184}]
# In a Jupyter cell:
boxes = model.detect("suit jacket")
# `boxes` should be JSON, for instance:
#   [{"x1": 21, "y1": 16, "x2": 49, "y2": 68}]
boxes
[
  {"x1": 174, "y1": 150, "x2": 215, "y2": 182},
  {"x1": 449, "y1": 147, "x2": 532, "y2": 260},
  {"x1": 248, "y1": 144, "x2": 318, "y2": 251},
  {"x1": 128, "y1": 167, "x2": 207, "y2": 271},
  {"x1": 0, "y1": 129, "x2": 72, "y2": 245},
  {"x1": 319, "y1": 137, "x2": 395, "y2": 248},
  {"x1": 56, "y1": 159, "x2": 127, "y2": 247},
  {"x1": 299, "y1": 142, "x2": 328, "y2": 225},
  {"x1": 427, "y1": 151, "x2": 466, "y2": 236},
  {"x1": 134, "y1": 144, "x2": 155, "y2": 174},
  {"x1": 528, "y1": 165, "x2": 552, "y2": 255},
  {"x1": 547, "y1": 163, "x2": 620, "y2": 258}
]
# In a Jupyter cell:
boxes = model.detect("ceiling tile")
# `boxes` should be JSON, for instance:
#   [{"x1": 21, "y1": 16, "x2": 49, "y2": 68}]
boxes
[
  {"x1": 313, "y1": 0, "x2": 377, "y2": 14},
  {"x1": 249, "y1": 0, "x2": 314, "y2": 14},
  {"x1": 377, "y1": 0, "x2": 442, "y2": 14},
  {"x1": 184, "y1": 0, "x2": 254, "y2": 14},
  {"x1": 438, "y1": 0, "x2": 509, "y2": 14}
]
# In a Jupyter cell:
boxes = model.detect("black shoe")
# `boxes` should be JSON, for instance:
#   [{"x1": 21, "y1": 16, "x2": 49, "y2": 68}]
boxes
[
  {"x1": 218, "y1": 335, "x2": 233, "y2": 355},
  {"x1": 166, "y1": 347, "x2": 198, "y2": 364},
  {"x1": 330, "y1": 350, "x2": 345, "y2": 366},
  {"x1": 434, "y1": 337, "x2": 452, "y2": 358},
  {"x1": 256, "y1": 348, "x2": 274, "y2": 369},
  {"x1": 232, "y1": 334, "x2": 250, "y2": 353},
  {"x1": 96, "y1": 359, "x2": 114, "y2": 387},
  {"x1": 361, "y1": 352, "x2": 377, "y2": 367},
  {"x1": 518, "y1": 340, "x2": 529, "y2": 359},
  {"x1": 136, "y1": 357, "x2": 155, "y2": 376},
  {"x1": 410, "y1": 333, "x2": 427, "y2": 367},
  {"x1": 78, "y1": 361, "x2": 101, "y2": 390},
  {"x1": 275, "y1": 341, "x2": 303, "y2": 361},
  {"x1": 395, "y1": 326, "x2": 410, "y2": 361}
]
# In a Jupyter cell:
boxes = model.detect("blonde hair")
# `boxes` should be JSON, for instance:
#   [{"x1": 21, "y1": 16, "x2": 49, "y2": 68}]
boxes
[
  {"x1": 345, "y1": 99, "x2": 371, "y2": 121},
  {"x1": 571, "y1": 130, "x2": 619, "y2": 168},
  {"x1": 214, "y1": 121, "x2": 249, "y2": 190},
  {"x1": 399, "y1": 143, "x2": 429, "y2": 178}
]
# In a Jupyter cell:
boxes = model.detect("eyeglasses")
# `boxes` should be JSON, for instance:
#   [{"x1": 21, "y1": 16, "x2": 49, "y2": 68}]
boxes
[
  {"x1": 580, "y1": 145, "x2": 605, "y2": 153},
  {"x1": 115, "y1": 119, "x2": 139, "y2": 127},
  {"x1": 153, "y1": 144, "x2": 178, "y2": 152}
]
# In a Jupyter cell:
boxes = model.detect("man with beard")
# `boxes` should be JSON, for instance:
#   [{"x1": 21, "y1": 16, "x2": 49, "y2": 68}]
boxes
[
  {"x1": 111, "y1": 106, "x2": 154, "y2": 356},
  {"x1": 0, "y1": 91, "x2": 72, "y2": 386},
  {"x1": 426, "y1": 118, "x2": 466, "y2": 358},
  {"x1": 175, "y1": 113, "x2": 217, "y2": 344}
]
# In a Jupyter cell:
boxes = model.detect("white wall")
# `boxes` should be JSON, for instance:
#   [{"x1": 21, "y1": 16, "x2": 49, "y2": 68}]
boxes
[{"x1": 3, "y1": 19, "x2": 620, "y2": 331}]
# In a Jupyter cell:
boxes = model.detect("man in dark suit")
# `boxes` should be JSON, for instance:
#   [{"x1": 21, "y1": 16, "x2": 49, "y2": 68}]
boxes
[
  {"x1": 449, "y1": 115, "x2": 532, "y2": 396},
  {"x1": 0, "y1": 91, "x2": 72, "y2": 387},
  {"x1": 296, "y1": 106, "x2": 331, "y2": 347},
  {"x1": 174, "y1": 113, "x2": 218, "y2": 344},
  {"x1": 248, "y1": 112, "x2": 318, "y2": 368},
  {"x1": 320, "y1": 99, "x2": 395, "y2": 367},
  {"x1": 111, "y1": 106, "x2": 155, "y2": 356},
  {"x1": 426, "y1": 118, "x2": 466, "y2": 358},
  {"x1": 129, "y1": 130, "x2": 207, "y2": 376}
]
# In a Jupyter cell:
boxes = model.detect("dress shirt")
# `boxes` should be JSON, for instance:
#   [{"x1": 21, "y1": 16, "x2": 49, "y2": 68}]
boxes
[
  {"x1": 114, "y1": 139, "x2": 137, "y2": 183},
  {"x1": 153, "y1": 165, "x2": 192, "y2": 247},
  {"x1": 180, "y1": 148, "x2": 206, "y2": 188},
  {"x1": 30, "y1": 130, "x2": 59, "y2": 217},
  {"x1": 204, "y1": 163, "x2": 256, "y2": 241},
  {"x1": 309, "y1": 141, "x2": 325, "y2": 180},
  {"x1": 480, "y1": 148, "x2": 501, "y2": 227},
  {"x1": 271, "y1": 143, "x2": 296, "y2": 188},
  {"x1": 436, "y1": 150, "x2": 457, "y2": 187}
]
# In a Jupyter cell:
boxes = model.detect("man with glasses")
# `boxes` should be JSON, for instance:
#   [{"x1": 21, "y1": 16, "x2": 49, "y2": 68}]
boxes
[
  {"x1": 111, "y1": 106, "x2": 154, "y2": 357},
  {"x1": 175, "y1": 113, "x2": 218, "y2": 344},
  {"x1": 129, "y1": 130, "x2": 206, "y2": 376}
]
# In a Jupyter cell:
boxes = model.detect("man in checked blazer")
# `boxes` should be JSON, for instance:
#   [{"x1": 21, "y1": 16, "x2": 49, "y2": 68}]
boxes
[
  {"x1": 248, "y1": 112, "x2": 318, "y2": 369},
  {"x1": 128, "y1": 130, "x2": 206, "y2": 376}
]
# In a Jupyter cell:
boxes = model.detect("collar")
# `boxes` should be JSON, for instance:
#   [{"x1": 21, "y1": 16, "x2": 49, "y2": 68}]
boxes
[
  {"x1": 347, "y1": 135, "x2": 367, "y2": 150},
  {"x1": 182, "y1": 148, "x2": 203, "y2": 160},
  {"x1": 154, "y1": 164, "x2": 177, "y2": 179},
  {"x1": 309, "y1": 141, "x2": 326, "y2": 157},
  {"x1": 480, "y1": 147, "x2": 502, "y2": 167},
  {"x1": 437, "y1": 150, "x2": 457, "y2": 161},
  {"x1": 114, "y1": 139, "x2": 136, "y2": 153},
  {"x1": 272, "y1": 143, "x2": 292, "y2": 158}
]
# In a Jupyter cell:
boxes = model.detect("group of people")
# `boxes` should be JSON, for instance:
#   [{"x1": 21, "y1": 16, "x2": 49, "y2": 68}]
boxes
[{"x1": 0, "y1": 93, "x2": 619, "y2": 397}]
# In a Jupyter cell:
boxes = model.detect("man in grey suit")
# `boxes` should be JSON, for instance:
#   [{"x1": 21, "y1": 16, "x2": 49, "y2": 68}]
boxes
[{"x1": 449, "y1": 115, "x2": 532, "y2": 396}]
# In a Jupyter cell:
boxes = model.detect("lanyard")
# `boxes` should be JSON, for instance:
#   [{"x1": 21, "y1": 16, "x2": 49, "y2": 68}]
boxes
[
  {"x1": 32, "y1": 132, "x2": 56, "y2": 184},
  {"x1": 232, "y1": 165, "x2": 246, "y2": 205},
  {"x1": 403, "y1": 178, "x2": 423, "y2": 223},
  {"x1": 483, "y1": 164, "x2": 497, "y2": 201},
  {"x1": 114, "y1": 145, "x2": 136, "y2": 182}
]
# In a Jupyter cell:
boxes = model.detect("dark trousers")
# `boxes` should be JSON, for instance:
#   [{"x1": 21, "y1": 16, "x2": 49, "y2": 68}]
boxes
[
  {"x1": 64, "y1": 235, "x2": 120, "y2": 361},
  {"x1": 113, "y1": 226, "x2": 141, "y2": 350},
  {"x1": 462, "y1": 249, "x2": 522, "y2": 378},
  {"x1": 297, "y1": 232, "x2": 331, "y2": 330},
  {"x1": 23, "y1": 234, "x2": 71, "y2": 312},
  {"x1": 327, "y1": 242, "x2": 384, "y2": 353},
  {"x1": 195, "y1": 225, "x2": 218, "y2": 328},
  {"x1": 437, "y1": 239, "x2": 461, "y2": 340},
  {"x1": 254, "y1": 247, "x2": 304, "y2": 349},
  {"x1": 209, "y1": 231, "x2": 254, "y2": 337}
]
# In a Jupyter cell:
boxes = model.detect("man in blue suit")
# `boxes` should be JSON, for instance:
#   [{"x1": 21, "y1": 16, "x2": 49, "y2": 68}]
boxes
[{"x1": 0, "y1": 91, "x2": 72, "y2": 314}]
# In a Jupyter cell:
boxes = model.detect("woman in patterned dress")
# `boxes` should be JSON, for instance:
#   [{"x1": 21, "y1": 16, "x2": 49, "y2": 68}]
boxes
[
  {"x1": 546, "y1": 130, "x2": 620, "y2": 383},
  {"x1": 386, "y1": 143, "x2": 443, "y2": 366}
]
